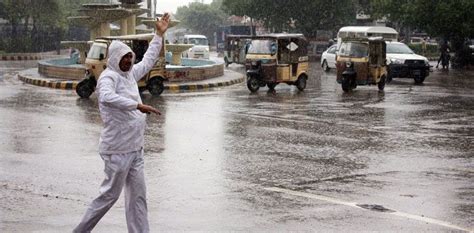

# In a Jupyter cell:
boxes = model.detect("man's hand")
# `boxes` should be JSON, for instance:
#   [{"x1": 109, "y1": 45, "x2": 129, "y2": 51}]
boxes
[
  {"x1": 137, "y1": 103, "x2": 161, "y2": 115},
  {"x1": 156, "y1": 13, "x2": 171, "y2": 37}
]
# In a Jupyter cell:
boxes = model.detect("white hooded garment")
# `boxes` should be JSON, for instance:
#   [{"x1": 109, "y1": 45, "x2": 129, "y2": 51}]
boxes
[{"x1": 96, "y1": 35, "x2": 163, "y2": 154}]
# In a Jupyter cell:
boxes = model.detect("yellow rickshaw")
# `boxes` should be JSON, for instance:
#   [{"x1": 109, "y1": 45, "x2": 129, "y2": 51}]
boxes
[
  {"x1": 76, "y1": 33, "x2": 166, "y2": 98},
  {"x1": 245, "y1": 34, "x2": 309, "y2": 92},
  {"x1": 336, "y1": 37, "x2": 387, "y2": 92}
]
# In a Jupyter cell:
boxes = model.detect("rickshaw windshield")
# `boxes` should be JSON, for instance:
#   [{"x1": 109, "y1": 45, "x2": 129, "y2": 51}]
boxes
[
  {"x1": 248, "y1": 39, "x2": 276, "y2": 54},
  {"x1": 387, "y1": 43, "x2": 414, "y2": 54},
  {"x1": 87, "y1": 42, "x2": 107, "y2": 59},
  {"x1": 339, "y1": 42, "x2": 368, "y2": 58}
]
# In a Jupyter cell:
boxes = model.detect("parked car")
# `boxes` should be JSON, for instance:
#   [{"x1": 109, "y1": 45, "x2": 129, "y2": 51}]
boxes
[
  {"x1": 181, "y1": 34, "x2": 210, "y2": 59},
  {"x1": 320, "y1": 44, "x2": 337, "y2": 71},
  {"x1": 386, "y1": 41, "x2": 430, "y2": 84}
]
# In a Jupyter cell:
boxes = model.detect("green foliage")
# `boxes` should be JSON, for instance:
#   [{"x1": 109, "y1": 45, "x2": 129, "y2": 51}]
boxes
[
  {"x1": 221, "y1": 0, "x2": 356, "y2": 36},
  {"x1": 408, "y1": 43, "x2": 439, "y2": 58},
  {"x1": 176, "y1": 1, "x2": 227, "y2": 43},
  {"x1": 369, "y1": 0, "x2": 474, "y2": 67},
  {"x1": 0, "y1": 0, "x2": 66, "y2": 52}
]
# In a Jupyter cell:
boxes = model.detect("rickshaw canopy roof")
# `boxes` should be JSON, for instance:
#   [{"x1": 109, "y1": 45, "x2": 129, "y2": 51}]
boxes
[
  {"x1": 257, "y1": 33, "x2": 306, "y2": 40},
  {"x1": 97, "y1": 33, "x2": 155, "y2": 41},
  {"x1": 338, "y1": 26, "x2": 398, "y2": 41}
]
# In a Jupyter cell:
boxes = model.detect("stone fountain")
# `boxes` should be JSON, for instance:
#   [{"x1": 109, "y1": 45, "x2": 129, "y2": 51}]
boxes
[{"x1": 37, "y1": 1, "x2": 225, "y2": 89}]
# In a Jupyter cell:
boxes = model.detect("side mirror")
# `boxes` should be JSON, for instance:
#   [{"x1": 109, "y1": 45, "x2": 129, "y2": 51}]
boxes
[{"x1": 99, "y1": 53, "x2": 104, "y2": 61}]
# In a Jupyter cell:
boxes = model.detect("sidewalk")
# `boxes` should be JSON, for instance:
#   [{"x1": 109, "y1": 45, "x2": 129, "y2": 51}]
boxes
[{"x1": 17, "y1": 68, "x2": 245, "y2": 93}]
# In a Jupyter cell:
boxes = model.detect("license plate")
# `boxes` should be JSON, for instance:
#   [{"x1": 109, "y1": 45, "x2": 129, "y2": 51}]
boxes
[{"x1": 413, "y1": 70, "x2": 421, "y2": 76}]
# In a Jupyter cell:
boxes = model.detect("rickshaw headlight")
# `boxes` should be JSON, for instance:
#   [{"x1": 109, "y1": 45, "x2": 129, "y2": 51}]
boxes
[{"x1": 345, "y1": 61, "x2": 352, "y2": 68}]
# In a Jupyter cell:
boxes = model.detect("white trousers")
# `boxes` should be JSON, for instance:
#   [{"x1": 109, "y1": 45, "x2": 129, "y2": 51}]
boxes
[{"x1": 73, "y1": 150, "x2": 149, "y2": 233}]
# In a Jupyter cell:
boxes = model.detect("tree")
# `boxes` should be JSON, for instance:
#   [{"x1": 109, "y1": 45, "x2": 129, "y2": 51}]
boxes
[
  {"x1": 0, "y1": 0, "x2": 65, "y2": 52},
  {"x1": 370, "y1": 0, "x2": 474, "y2": 67},
  {"x1": 175, "y1": 1, "x2": 227, "y2": 44},
  {"x1": 221, "y1": 0, "x2": 357, "y2": 36}
]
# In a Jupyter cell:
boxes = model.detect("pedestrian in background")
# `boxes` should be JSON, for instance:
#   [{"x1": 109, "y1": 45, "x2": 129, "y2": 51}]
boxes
[{"x1": 73, "y1": 13, "x2": 170, "y2": 233}]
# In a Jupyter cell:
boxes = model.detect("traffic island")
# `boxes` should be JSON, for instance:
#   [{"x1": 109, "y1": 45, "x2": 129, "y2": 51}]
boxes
[{"x1": 17, "y1": 68, "x2": 245, "y2": 93}]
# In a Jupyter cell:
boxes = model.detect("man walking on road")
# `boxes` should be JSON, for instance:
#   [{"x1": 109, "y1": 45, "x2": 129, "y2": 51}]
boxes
[{"x1": 73, "y1": 13, "x2": 170, "y2": 233}]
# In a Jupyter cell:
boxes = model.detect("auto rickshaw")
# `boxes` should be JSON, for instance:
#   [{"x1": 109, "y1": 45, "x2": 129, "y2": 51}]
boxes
[
  {"x1": 223, "y1": 35, "x2": 253, "y2": 67},
  {"x1": 336, "y1": 37, "x2": 387, "y2": 92},
  {"x1": 76, "y1": 33, "x2": 166, "y2": 98},
  {"x1": 245, "y1": 34, "x2": 309, "y2": 92}
]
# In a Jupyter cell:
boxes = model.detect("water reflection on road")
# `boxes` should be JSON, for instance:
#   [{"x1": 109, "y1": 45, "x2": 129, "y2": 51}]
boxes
[{"x1": 0, "y1": 60, "x2": 472, "y2": 231}]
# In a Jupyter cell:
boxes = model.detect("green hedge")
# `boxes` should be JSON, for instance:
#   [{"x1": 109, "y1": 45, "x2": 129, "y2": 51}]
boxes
[{"x1": 408, "y1": 43, "x2": 439, "y2": 57}]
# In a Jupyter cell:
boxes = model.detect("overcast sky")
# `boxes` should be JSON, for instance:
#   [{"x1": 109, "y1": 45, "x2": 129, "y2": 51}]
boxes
[{"x1": 155, "y1": 0, "x2": 213, "y2": 14}]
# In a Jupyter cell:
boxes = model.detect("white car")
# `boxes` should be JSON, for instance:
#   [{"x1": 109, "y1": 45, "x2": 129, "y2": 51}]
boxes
[
  {"x1": 181, "y1": 35, "x2": 210, "y2": 59},
  {"x1": 386, "y1": 41, "x2": 430, "y2": 84},
  {"x1": 320, "y1": 44, "x2": 337, "y2": 71}
]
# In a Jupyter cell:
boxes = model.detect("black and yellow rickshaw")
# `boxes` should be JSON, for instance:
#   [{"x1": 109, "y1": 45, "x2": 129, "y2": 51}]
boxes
[
  {"x1": 76, "y1": 33, "x2": 166, "y2": 98},
  {"x1": 245, "y1": 34, "x2": 309, "y2": 92},
  {"x1": 336, "y1": 37, "x2": 387, "y2": 92}
]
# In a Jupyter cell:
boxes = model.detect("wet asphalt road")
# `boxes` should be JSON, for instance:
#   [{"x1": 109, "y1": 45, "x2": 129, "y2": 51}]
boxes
[{"x1": 0, "y1": 59, "x2": 473, "y2": 232}]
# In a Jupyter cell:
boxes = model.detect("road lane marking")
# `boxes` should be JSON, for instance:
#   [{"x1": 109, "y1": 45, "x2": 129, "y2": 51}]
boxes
[{"x1": 264, "y1": 187, "x2": 472, "y2": 232}]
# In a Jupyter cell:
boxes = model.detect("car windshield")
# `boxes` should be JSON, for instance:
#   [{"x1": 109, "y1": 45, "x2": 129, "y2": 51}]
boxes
[
  {"x1": 189, "y1": 38, "x2": 208, "y2": 46},
  {"x1": 247, "y1": 39, "x2": 275, "y2": 54},
  {"x1": 339, "y1": 42, "x2": 368, "y2": 57},
  {"x1": 87, "y1": 42, "x2": 107, "y2": 59},
  {"x1": 387, "y1": 43, "x2": 414, "y2": 54}
]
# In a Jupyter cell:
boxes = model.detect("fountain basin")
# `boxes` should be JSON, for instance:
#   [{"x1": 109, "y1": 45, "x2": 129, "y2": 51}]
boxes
[{"x1": 37, "y1": 57, "x2": 224, "y2": 83}]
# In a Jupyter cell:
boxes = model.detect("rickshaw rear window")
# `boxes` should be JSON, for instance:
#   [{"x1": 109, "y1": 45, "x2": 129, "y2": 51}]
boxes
[
  {"x1": 248, "y1": 39, "x2": 275, "y2": 54},
  {"x1": 339, "y1": 42, "x2": 368, "y2": 57},
  {"x1": 87, "y1": 43, "x2": 107, "y2": 59}
]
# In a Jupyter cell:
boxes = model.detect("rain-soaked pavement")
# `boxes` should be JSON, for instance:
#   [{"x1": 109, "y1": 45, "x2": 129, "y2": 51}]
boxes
[{"x1": 0, "y1": 59, "x2": 473, "y2": 232}]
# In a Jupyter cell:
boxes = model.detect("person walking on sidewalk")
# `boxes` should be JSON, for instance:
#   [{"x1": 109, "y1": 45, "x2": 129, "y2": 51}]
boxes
[{"x1": 73, "y1": 13, "x2": 170, "y2": 233}]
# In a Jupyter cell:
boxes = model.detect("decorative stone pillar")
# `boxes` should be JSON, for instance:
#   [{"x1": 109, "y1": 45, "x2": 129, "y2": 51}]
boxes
[
  {"x1": 120, "y1": 19, "x2": 128, "y2": 36},
  {"x1": 127, "y1": 15, "x2": 136, "y2": 35},
  {"x1": 100, "y1": 22, "x2": 111, "y2": 37}
]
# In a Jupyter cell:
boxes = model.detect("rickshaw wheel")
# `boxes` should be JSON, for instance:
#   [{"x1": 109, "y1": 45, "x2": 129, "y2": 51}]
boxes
[
  {"x1": 76, "y1": 77, "x2": 96, "y2": 98},
  {"x1": 296, "y1": 75, "x2": 307, "y2": 91},
  {"x1": 378, "y1": 75, "x2": 386, "y2": 91},
  {"x1": 414, "y1": 76, "x2": 425, "y2": 84},
  {"x1": 147, "y1": 77, "x2": 164, "y2": 96},
  {"x1": 247, "y1": 76, "x2": 260, "y2": 92},
  {"x1": 224, "y1": 57, "x2": 230, "y2": 67},
  {"x1": 322, "y1": 60, "x2": 330, "y2": 72},
  {"x1": 341, "y1": 76, "x2": 351, "y2": 92},
  {"x1": 267, "y1": 83, "x2": 277, "y2": 90}
]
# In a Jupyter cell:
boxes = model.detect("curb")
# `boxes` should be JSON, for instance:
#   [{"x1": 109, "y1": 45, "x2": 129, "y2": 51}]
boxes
[
  {"x1": 1, "y1": 55, "x2": 50, "y2": 61},
  {"x1": 18, "y1": 74, "x2": 78, "y2": 90},
  {"x1": 165, "y1": 76, "x2": 245, "y2": 92},
  {"x1": 17, "y1": 72, "x2": 245, "y2": 92}
]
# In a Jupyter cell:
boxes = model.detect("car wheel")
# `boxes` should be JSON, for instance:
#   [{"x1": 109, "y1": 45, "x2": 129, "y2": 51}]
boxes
[
  {"x1": 76, "y1": 77, "x2": 96, "y2": 98},
  {"x1": 296, "y1": 75, "x2": 307, "y2": 91},
  {"x1": 322, "y1": 60, "x2": 330, "y2": 72},
  {"x1": 247, "y1": 76, "x2": 260, "y2": 93},
  {"x1": 147, "y1": 77, "x2": 164, "y2": 96},
  {"x1": 378, "y1": 75, "x2": 386, "y2": 91}
]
